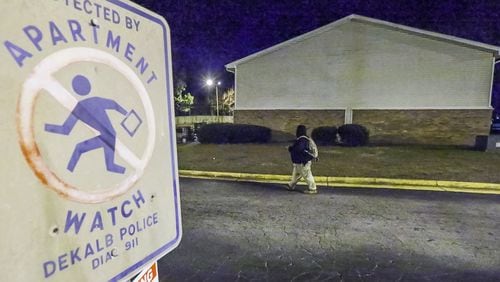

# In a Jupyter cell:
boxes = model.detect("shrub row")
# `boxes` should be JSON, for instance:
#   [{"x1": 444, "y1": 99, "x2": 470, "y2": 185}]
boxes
[
  {"x1": 311, "y1": 126, "x2": 337, "y2": 146},
  {"x1": 197, "y1": 123, "x2": 271, "y2": 144},
  {"x1": 337, "y1": 124, "x2": 369, "y2": 147},
  {"x1": 196, "y1": 123, "x2": 369, "y2": 146},
  {"x1": 312, "y1": 124, "x2": 369, "y2": 147}
]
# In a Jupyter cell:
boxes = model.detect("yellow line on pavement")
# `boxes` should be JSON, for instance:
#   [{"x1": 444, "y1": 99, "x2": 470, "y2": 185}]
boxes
[{"x1": 178, "y1": 170, "x2": 500, "y2": 195}]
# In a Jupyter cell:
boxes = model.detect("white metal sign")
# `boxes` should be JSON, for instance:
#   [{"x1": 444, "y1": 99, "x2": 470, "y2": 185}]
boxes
[{"x1": 0, "y1": 0, "x2": 181, "y2": 281}]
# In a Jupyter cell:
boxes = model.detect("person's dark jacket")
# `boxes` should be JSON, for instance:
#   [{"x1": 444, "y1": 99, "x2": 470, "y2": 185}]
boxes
[{"x1": 288, "y1": 136, "x2": 314, "y2": 164}]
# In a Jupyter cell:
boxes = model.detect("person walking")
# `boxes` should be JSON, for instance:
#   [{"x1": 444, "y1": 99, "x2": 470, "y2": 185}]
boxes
[{"x1": 287, "y1": 125, "x2": 317, "y2": 194}]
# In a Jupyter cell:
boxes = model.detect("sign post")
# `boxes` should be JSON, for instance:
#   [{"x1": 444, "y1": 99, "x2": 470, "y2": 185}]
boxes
[{"x1": 0, "y1": 0, "x2": 181, "y2": 281}]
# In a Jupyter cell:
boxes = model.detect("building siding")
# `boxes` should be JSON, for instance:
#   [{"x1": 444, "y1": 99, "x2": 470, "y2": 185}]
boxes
[{"x1": 235, "y1": 21, "x2": 493, "y2": 110}]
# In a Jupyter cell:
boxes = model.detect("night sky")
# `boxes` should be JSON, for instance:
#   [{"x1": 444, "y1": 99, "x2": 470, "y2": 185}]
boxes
[{"x1": 131, "y1": 0, "x2": 500, "y2": 108}]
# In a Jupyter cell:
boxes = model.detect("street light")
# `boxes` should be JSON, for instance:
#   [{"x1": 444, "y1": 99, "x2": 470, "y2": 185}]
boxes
[{"x1": 206, "y1": 79, "x2": 221, "y2": 117}]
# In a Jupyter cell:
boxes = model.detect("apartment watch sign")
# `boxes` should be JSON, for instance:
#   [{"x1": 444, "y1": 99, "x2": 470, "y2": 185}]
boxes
[{"x1": 0, "y1": 0, "x2": 181, "y2": 281}]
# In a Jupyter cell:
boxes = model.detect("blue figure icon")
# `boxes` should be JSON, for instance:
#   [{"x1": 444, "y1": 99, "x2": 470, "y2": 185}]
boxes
[{"x1": 45, "y1": 75, "x2": 128, "y2": 174}]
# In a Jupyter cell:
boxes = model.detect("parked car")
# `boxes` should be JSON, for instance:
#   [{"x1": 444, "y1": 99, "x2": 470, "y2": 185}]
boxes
[
  {"x1": 491, "y1": 111, "x2": 500, "y2": 134},
  {"x1": 491, "y1": 122, "x2": 500, "y2": 134},
  {"x1": 176, "y1": 126, "x2": 198, "y2": 143},
  {"x1": 176, "y1": 127, "x2": 191, "y2": 143}
]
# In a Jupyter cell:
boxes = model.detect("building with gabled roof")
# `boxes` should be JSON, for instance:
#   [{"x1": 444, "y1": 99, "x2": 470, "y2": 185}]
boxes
[{"x1": 225, "y1": 14, "x2": 500, "y2": 145}]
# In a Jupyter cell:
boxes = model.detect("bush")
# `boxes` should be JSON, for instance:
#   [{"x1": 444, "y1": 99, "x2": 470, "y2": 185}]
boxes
[
  {"x1": 311, "y1": 126, "x2": 337, "y2": 146},
  {"x1": 197, "y1": 123, "x2": 271, "y2": 144},
  {"x1": 337, "y1": 124, "x2": 369, "y2": 147}
]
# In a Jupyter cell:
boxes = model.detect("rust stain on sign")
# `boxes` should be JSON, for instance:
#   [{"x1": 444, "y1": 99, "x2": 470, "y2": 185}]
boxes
[
  {"x1": 16, "y1": 94, "x2": 74, "y2": 201},
  {"x1": 16, "y1": 95, "x2": 48, "y2": 185},
  {"x1": 19, "y1": 140, "x2": 48, "y2": 185}
]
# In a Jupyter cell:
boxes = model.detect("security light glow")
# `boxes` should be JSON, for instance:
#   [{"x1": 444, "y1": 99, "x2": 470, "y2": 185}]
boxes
[{"x1": 206, "y1": 79, "x2": 214, "y2": 86}]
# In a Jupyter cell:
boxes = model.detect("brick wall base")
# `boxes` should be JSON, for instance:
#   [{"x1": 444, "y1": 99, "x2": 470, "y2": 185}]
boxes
[
  {"x1": 234, "y1": 110, "x2": 345, "y2": 142},
  {"x1": 234, "y1": 109, "x2": 492, "y2": 145},
  {"x1": 353, "y1": 109, "x2": 491, "y2": 146}
]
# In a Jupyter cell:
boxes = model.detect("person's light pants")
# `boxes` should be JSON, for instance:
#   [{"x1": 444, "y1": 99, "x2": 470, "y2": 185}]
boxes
[{"x1": 289, "y1": 161, "x2": 316, "y2": 190}]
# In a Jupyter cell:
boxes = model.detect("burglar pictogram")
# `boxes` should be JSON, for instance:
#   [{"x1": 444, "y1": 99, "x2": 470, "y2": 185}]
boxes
[{"x1": 44, "y1": 74, "x2": 137, "y2": 174}]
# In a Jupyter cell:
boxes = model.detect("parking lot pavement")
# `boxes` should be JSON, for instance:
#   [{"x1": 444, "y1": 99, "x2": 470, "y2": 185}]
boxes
[{"x1": 158, "y1": 178, "x2": 500, "y2": 281}]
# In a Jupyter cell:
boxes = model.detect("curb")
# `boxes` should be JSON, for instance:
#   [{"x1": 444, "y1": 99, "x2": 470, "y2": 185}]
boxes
[{"x1": 179, "y1": 170, "x2": 500, "y2": 195}]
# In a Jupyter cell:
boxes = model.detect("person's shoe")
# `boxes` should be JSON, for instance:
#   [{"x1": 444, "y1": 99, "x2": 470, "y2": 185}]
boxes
[
  {"x1": 303, "y1": 189, "x2": 318, "y2": 194},
  {"x1": 285, "y1": 183, "x2": 295, "y2": 191}
]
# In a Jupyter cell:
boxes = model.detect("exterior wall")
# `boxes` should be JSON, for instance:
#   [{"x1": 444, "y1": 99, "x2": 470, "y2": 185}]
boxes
[
  {"x1": 353, "y1": 109, "x2": 492, "y2": 146},
  {"x1": 235, "y1": 21, "x2": 493, "y2": 111},
  {"x1": 231, "y1": 20, "x2": 496, "y2": 146},
  {"x1": 234, "y1": 110, "x2": 345, "y2": 141}
]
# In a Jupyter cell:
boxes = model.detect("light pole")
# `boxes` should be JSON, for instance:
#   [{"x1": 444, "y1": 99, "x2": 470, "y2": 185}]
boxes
[{"x1": 206, "y1": 79, "x2": 221, "y2": 118}]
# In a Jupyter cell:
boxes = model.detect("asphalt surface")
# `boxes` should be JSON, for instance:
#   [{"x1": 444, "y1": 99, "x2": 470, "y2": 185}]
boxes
[{"x1": 158, "y1": 178, "x2": 500, "y2": 281}]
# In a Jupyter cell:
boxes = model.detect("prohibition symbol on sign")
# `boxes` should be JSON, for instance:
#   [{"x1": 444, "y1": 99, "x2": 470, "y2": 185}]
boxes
[{"x1": 17, "y1": 47, "x2": 156, "y2": 204}]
